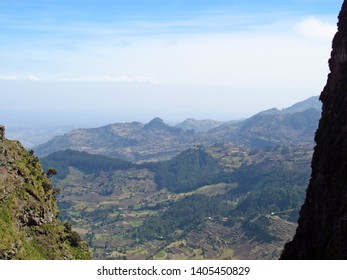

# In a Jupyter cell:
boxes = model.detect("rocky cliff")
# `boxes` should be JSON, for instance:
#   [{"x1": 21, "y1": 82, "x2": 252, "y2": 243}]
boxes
[
  {"x1": 0, "y1": 126, "x2": 90, "y2": 259},
  {"x1": 0, "y1": 125, "x2": 4, "y2": 141},
  {"x1": 281, "y1": 1, "x2": 347, "y2": 259}
]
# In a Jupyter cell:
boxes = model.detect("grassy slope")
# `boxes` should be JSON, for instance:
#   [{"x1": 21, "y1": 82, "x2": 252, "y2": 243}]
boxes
[{"x1": 0, "y1": 138, "x2": 90, "y2": 259}]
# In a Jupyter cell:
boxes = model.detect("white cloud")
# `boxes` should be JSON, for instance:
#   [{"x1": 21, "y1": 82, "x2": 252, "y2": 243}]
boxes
[
  {"x1": 296, "y1": 16, "x2": 337, "y2": 40},
  {"x1": 0, "y1": 75, "x2": 40, "y2": 81},
  {"x1": 0, "y1": 75, "x2": 16, "y2": 80},
  {"x1": 26, "y1": 75, "x2": 39, "y2": 81},
  {"x1": 59, "y1": 76, "x2": 160, "y2": 84}
]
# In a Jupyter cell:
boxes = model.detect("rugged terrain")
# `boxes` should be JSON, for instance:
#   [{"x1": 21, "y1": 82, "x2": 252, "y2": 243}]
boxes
[
  {"x1": 0, "y1": 126, "x2": 90, "y2": 259},
  {"x1": 34, "y1": 96, "x2": 320, "y2": 162},
  {"x1": 18, "y1": 95, "x2": 320, "y2": 260},
  {"x1": 281, "y1": 0, "x2": 347, "y2": 259},
  {"x1": 41, "y1": 143, "x2": 312, "y2": 260}
]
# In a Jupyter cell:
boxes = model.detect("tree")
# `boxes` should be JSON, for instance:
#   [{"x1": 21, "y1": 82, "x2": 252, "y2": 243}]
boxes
[{"x1": 46, "y1": 168, "x2": 57, "y2": 178}]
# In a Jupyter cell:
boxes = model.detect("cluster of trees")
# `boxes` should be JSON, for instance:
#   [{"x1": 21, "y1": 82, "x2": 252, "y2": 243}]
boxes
[
  {"x1": 231, "y1": 160, "x2": 310, "y2": 194},
  {"x1": 242, "y1": 216, "x2": 278, "y2": 242},
  {"x1": 40, "y1": 149, "x2": 134, "y2": 179},
  {"x1": 133, "y1": 188, "x2": 305, "y2": 243},
  {"x1": 41, "y1": 146, "x2": 310, "y2": 197},
  {"x1": 233, "y1": 186, "x2": 305, "y2": 217},
  {"x1": 41, "y1": 145, "x2": 311, "y2": 248},
  {"x1": 133, "y1": 184, "x2": 306, "y2": 242},
  {"x1": 133, "y1": 195, "x2": 230, "y2": 241},
  {"x1": 41, "y1": 147, "x2": 231, "y2": 195},
  {"x1": 145, "y1": 148, "x2": 230, "y2": 193}
]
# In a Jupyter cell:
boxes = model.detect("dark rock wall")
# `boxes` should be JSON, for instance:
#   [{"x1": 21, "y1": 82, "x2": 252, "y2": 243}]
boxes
[
  {"x1": 0, "y1": 125, "x2": 4, "y2": 141},
  {"x1": 281, "y1": 1, "x2": 347, "y2": 259}
]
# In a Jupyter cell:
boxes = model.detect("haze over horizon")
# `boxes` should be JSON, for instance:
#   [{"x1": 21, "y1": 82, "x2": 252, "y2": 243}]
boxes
[{"x1": 0, "y1": 0, "x2": 343, "y2": 129}]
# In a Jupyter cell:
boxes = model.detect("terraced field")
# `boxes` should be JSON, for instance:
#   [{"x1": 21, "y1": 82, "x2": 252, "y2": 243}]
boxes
[{"x1": 49, "y1": 144, "x2": 312, "y2": 259}]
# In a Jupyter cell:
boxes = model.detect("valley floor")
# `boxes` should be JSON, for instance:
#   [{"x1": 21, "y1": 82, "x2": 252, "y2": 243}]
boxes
[{"x1": 50, "y1": 144, "x2": 311, "y2": 260}]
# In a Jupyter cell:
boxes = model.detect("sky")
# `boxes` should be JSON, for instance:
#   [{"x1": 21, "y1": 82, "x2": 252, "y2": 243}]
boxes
[{"x1": 0, "y1": 0, "x2": 344, "y2": 129}]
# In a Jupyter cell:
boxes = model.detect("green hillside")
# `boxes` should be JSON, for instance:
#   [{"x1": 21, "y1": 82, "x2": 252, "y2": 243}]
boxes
[
  {"x1": 0, "y1": 129, "x2": 90, "y2": 259},
  {"x1": 41, "y1": 142, "x2": 312, "y2": 259},
  {"x1": 41, "y1": 149, "x2": 134, "y2": 179},
  {"x1": 146, "y1": 147, "x2": 229, "y2": 193}
]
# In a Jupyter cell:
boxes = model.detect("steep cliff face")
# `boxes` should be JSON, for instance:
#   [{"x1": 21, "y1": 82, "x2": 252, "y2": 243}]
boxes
[
  {"x1": 0, "y1": 125, "x2": 4, "y2": 141},
  {"x1": 0, "y1": 126, "x2": 90, "y2": 259},
  {"x1": 281, "y1": 1, "x2": 347, "y2": 259}
]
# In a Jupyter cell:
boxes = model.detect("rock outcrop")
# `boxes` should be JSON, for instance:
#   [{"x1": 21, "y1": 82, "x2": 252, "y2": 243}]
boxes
[
  {"x1": 0, "y1": 125, "x2": 4, "y2": 141},
  {"x1": 281, "y1": 1, "x2": 347, "y2": 259},
  {"x1": 0, "y1": 126, "x2": 90, "y2": 259}
]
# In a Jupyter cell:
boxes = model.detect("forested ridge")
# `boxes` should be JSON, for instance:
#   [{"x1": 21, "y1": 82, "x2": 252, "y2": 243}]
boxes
[{"x1": 40, "y1": 143, "x2": 312, "y2": 259}]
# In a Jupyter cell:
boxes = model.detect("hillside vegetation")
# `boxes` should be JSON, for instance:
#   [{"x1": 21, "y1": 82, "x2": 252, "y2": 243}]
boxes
[
  {"x1": 42, "y1": 143, "x2": 311, "y2": 259},
  {"x1": 146, "y1": 148, "x2": 230, "y2": 193},
  {"x1": 33, "y1": 96, "x2": 320, "y2": 260},
  {"x1": 40, "y1": 149, "x2": 134, "y2": 179},
  {"x1": 0, "y1": 128, "x2": 90, "y2": 259}
]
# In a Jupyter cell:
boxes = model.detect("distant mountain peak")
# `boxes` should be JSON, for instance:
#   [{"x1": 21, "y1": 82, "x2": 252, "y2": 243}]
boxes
[
  {"x1": 175, "y1": 118, "x2": 224, "y2": 132},
  {"x1": 144, "y1": 117, "x2": 170, "y2": 130},
  {"x1": 34, "y1": 96, "x2": 321, "y2": 160},
  {"x1": 283, "y1": 96, "x2": 321, "y2": 114}
]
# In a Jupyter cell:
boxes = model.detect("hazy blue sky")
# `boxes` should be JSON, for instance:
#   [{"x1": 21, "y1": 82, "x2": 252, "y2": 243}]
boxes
[{"x1": 0, "y1": 0, "x2": 343, "y2": 128}]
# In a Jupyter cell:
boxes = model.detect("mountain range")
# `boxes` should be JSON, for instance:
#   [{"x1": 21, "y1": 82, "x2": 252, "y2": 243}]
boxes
[
  {"x1": 0, "y1": 95, "x2": 322, "y2": 259},
  {"x1": 1, "y1": 0, "x2": 346, "y2": 260},
  {"x1": 34, "y1": 96, "x2": 321, "y2": 260},
  {"x1": 34, "y1": 96, "x2": 321, "y2": 161}
]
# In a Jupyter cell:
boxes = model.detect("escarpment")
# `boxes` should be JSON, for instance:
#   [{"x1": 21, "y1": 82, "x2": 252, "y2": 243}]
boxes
[
  {"x1": 281, "y1": 1, "x2": 347, "y2": 259},
  {"x1": 0, "y1": 126, "x2": 90, "y2": 259}
]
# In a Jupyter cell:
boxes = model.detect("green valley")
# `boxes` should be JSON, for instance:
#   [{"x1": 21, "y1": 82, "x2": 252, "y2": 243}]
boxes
[
  {"x1": 32, "y1": 96, "x2": 319, "y2": 260},
  {"x1": 41, "y1": 143, "x2": 311, "y2": 259}
]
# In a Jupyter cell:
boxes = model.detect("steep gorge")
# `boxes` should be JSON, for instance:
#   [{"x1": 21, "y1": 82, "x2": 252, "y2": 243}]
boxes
[{"x1": 281, "y1": 0, "x2": 347, "y2": 259}]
